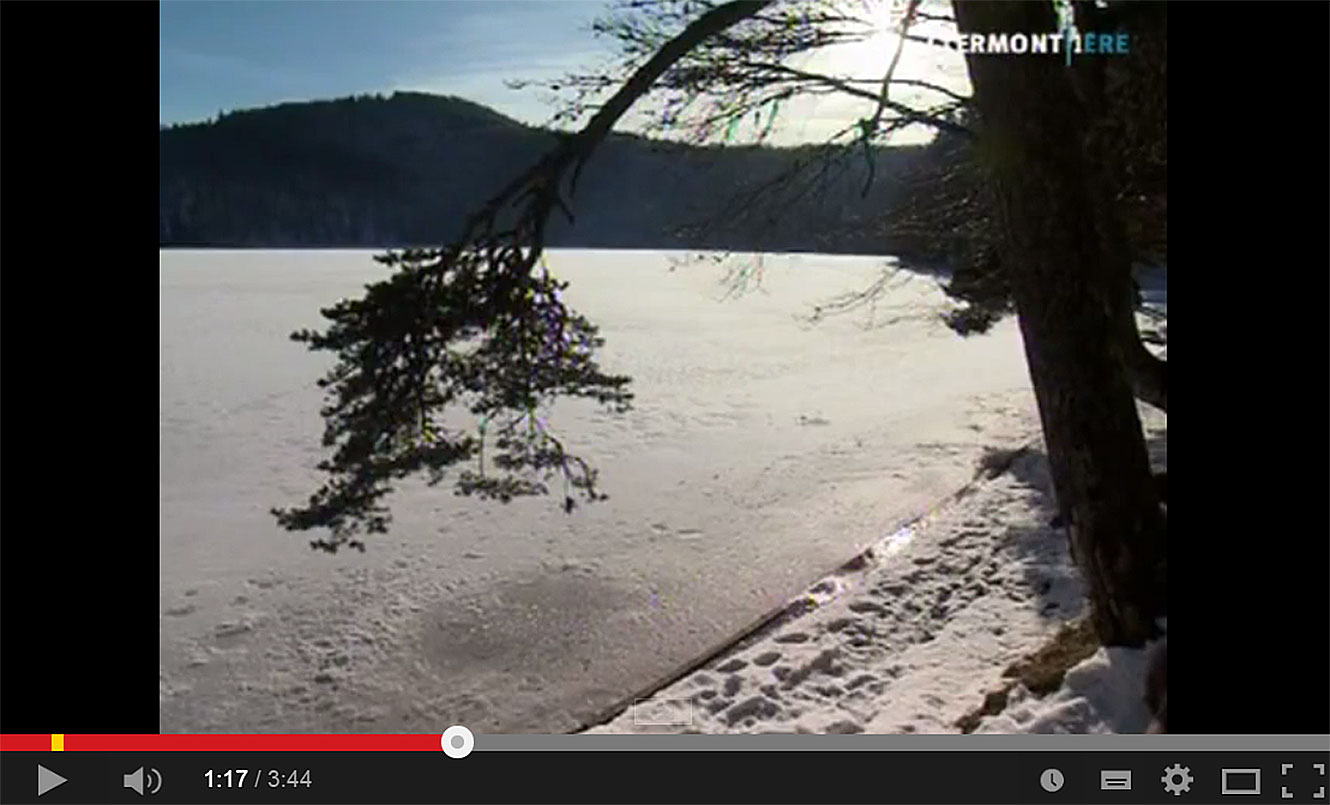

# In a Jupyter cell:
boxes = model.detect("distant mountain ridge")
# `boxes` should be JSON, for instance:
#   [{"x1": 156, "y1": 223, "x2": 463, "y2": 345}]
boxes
[{"x1": 159, "y1": 91, "x2": 923, "y2": 253}]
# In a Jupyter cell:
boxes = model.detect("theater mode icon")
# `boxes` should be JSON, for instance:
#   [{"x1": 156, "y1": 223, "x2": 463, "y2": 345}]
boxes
[{"x1": 1221, "y1": 769, "x2": 1261, "y2": 796}]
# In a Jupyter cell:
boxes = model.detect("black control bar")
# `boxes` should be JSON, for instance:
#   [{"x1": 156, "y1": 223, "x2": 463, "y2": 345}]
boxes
[{"x1": 3, "y1": 750, "x2": 1327, "y2": 804}]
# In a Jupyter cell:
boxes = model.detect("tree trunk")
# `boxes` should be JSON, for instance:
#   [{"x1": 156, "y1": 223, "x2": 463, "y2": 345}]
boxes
[
  {"x1": 1115, "y1": 282, "x2": 1168, "y2": 412},
  {"x1": 952, "y1": 0, "x2": 1165, "y2": 645},
  {"x1": 1065, "y1": 6, "x2": 1168, "y2": 415}
]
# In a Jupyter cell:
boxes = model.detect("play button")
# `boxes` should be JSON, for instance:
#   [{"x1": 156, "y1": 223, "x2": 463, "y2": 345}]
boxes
[{"x1": 37, "y1": 765, "x2": 68, "y2": 797}]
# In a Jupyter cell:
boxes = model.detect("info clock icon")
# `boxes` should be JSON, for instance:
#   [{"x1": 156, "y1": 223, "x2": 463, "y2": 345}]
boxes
[{"x1": 1040, "y1": 768, "x2": 1065, "y2": 793}]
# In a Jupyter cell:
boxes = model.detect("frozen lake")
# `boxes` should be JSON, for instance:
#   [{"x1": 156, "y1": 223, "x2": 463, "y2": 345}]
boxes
[{"x1": 159, "y1": 249, "x2": 1041, "y2": 733}]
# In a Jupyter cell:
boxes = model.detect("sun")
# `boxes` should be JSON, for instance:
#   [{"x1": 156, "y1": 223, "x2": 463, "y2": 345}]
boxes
[
  {"x1": 798, "y1": 1, "x2": 924, "y2": 99},
  {"x1": 734, "y1": 0, "x2": 970, "y2": 145},
  {"x1": 864, "y1": 0, "x2": 910, "y2": 39},
  {"x1": 798, "y1": 3, "x2": 898, "y2": 82}
]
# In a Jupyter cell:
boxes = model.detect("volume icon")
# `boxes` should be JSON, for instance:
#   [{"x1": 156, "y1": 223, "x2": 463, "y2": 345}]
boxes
[{"x1": 123, "y1": 766, "x2": 163, "y2": 796}]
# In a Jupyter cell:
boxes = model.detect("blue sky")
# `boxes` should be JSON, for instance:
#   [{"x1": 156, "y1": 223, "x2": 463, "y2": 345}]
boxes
[
  {"x1": 160, "y1": 1, "x2": 613, "y2": 128},
  {"x1": 160, "y1": 0, "x2": 969, "y2": 145}
]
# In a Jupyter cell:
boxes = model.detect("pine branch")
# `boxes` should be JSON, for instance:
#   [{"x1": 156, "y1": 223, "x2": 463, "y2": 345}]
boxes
[{"x1": 274, "y1": 2, "x2": 774, "y2": 551}]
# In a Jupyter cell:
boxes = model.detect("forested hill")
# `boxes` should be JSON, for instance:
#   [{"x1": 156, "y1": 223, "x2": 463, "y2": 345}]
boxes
[{"x1": 159, "y1": 91, "x2": 924, "y2": 253}]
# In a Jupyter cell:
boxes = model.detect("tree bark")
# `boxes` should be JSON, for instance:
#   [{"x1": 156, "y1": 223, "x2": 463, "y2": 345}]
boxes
[
  {"x1": 952, "y1": 0, "x2": 1165, "y2": 645},
  {"x1": 1070, "y1": 0, "x2": 1168, "y2": 414},
  {"x1": 1116, "y1": 284, "x2": 1168, "y2": 412}
]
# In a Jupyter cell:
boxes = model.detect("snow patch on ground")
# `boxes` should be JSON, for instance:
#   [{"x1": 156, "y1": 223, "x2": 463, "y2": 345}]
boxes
[{"x1": 972, "y1": 642, "x2": 1159, "y2": 734}]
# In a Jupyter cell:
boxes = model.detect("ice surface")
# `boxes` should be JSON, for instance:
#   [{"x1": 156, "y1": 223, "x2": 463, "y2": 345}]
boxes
[{"x1": 159, "y1": 248, "x2": 1042, "y2": 733}]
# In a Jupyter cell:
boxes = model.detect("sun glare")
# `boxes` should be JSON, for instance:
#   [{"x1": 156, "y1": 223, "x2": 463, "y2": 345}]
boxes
[
  {"x1": 864, "y1": 0, "x2": 907, "y2": 39},
  {"x1": 782, "y1": 0, "x2": 969, "y2": 145}
]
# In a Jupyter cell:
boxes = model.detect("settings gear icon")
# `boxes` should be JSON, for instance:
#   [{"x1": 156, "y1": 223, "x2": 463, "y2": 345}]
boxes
[{"x1": 1162, "y1": 763, "x2": 1194, "y2": 796}]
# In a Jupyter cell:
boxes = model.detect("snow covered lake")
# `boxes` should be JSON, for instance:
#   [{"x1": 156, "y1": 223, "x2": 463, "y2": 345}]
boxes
[{"x1": 158, "y1": 249, "x2": 1042, "y2": 733}]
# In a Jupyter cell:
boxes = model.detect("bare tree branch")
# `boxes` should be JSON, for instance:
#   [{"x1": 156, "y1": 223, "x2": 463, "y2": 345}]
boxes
[
  {"x1": 736, "y1": 61, "x2": 974, "y2": 138},
  {"x1": 866, "y1": 0, "x2": 921, "y2": 134}
]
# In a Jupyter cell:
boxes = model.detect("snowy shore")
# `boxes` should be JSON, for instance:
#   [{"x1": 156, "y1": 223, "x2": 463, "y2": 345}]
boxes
[{"x1": 585, "y1": 406, "x2": 1167, "y2": 735}]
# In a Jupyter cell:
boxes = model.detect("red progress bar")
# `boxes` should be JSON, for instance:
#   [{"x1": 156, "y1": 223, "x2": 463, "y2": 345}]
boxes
[
  {"x1": 1, "y1": 734, "x2": 444, "y2": 751},
  {"x1": 0, "y1": 735, "x2": 50, "y2": 751}
]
